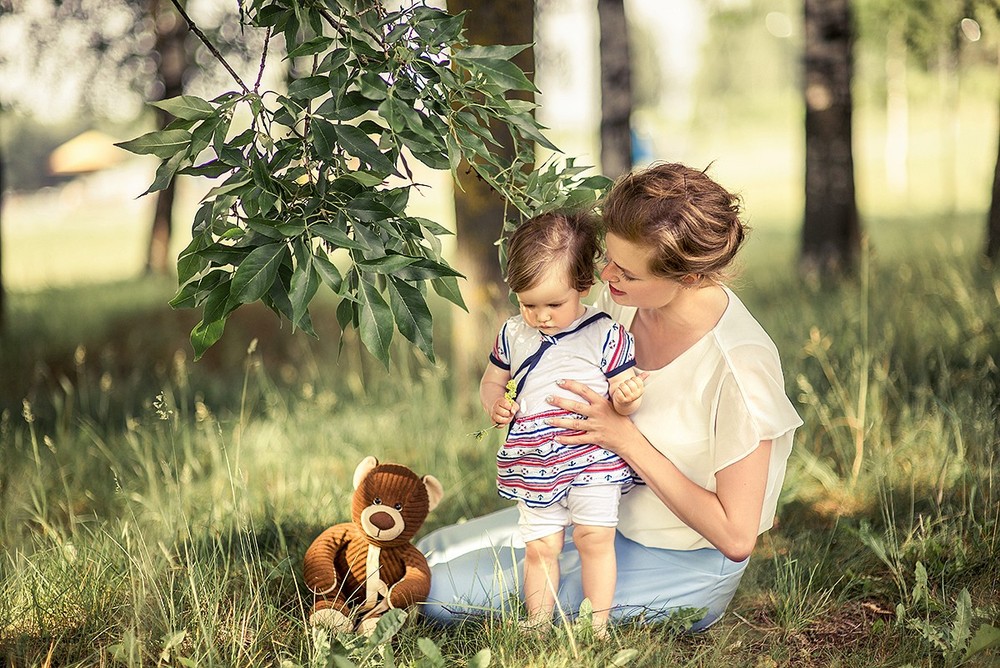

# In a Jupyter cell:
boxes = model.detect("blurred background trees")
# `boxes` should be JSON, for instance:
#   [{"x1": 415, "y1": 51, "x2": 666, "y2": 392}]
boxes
[{"x1": 1, "y1": 0, "x2": 999, "y2": 340}]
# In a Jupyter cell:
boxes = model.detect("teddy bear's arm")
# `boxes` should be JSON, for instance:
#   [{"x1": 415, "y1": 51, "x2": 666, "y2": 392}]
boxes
[
  {"x1": 385, "y1": 544, "x2": 432, "y2": 609},
  {"x1": 303, "y1": 524, "x2": 353, "y2": 599}
]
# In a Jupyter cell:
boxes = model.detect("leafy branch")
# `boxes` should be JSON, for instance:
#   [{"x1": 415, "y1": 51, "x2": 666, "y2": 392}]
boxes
[{"x1": 118, "y1": 0, "x2": 611, "y2": 365}]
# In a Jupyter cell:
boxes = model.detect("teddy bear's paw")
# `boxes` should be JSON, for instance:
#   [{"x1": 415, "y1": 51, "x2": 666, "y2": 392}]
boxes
[
  {"x1": 356, "y1": 615, "x2": 382, "y2": 638},
  {"x1": 310, "y1": 608, "x2": 353, "y2": 634}
]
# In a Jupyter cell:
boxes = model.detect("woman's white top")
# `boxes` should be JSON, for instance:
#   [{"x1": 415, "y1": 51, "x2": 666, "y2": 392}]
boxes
[{"x1": 595, "y1": 285, "x2": 802, "y2": 551}]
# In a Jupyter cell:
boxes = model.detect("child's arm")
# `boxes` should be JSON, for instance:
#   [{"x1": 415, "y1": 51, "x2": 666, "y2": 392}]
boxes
[
  {"x1": 481, "y1": 363, "x2": 519, "y2": 425},
  {"x1": 608, "y1": 368, "x2": 645, "y2": 416}
]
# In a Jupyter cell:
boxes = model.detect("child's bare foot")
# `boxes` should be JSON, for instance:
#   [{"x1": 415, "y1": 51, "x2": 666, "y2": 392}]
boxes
[{"x1": 517, "y1": 615, "x2": 553, "y2": 636}]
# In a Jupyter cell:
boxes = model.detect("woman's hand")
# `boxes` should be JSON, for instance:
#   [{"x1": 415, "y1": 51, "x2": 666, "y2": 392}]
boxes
[{"x1": 546, "y1": 378, "x2": 641, "y2": 453}]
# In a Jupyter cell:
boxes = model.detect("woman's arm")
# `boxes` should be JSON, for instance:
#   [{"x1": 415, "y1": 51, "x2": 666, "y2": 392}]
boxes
[{"x1": 547, "y1": 379, "x2": 770, "y2": 562}]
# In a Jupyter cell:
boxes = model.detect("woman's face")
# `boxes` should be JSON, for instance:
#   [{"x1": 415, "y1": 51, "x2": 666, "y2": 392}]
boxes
[{"x1": 600, "y1": 233, "x2": 685, "y2": 309}]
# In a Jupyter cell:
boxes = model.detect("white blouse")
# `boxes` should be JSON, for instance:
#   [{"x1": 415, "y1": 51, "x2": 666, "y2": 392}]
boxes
[{"x1": 595, "y1": 285, "x2": 803, "y2": 551}]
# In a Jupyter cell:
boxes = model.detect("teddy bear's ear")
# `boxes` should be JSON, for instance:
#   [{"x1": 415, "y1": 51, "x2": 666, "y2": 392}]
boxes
[
  {"x1": 422, "y1": 475, "x2": 444, "y2": 512},
  {"x1": 353, "y1": 456, "x2": 380, "y2": 489}
]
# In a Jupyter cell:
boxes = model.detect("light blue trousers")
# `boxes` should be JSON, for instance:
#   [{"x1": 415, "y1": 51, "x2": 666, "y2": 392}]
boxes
[{"x1": 415, "y1": 507, "x2": 748, "y2": 631}]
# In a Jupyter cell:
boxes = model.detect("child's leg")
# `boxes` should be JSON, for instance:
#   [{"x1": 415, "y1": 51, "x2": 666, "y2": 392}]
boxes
[
  {"x1": 517, "y1": 500, "x2": 570, "y2": 626},
  {"x1": 566, "y1": 484, "x2": 622, "y2": 634},
  {"x1": 572, "y1": 524, "x2": 616, "y2": 631},
  {"x1": 523, "y1": 531, "x2": 565, "y2": 624}
]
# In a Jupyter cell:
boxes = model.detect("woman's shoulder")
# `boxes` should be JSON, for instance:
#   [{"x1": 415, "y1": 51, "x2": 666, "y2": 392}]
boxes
[{"x1": 713, "y1": 287, "x2": 781, "y2": 359}]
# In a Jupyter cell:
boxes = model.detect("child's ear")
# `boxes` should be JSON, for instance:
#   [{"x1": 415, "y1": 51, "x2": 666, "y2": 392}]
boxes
[{"x1": 579, "y1": 286, "x2": 592, "y2": 299}]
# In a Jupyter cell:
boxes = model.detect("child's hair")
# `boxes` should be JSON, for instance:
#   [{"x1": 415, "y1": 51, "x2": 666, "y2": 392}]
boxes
[
  {"x1": 601, "y1": 162, "x2": 748, "y2": 283},
  {"x1": 505, "y1": 211, "x2": 599, "y2": 294}
]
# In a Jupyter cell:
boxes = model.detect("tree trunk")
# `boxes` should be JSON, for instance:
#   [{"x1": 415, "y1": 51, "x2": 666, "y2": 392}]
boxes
[
  {"x1": 446, "y1": 0, "x2": 535, "y2": 399},
  {"x1": 987, "y1": 89, "x2": 1000, "y2": 261},
  {"x1": 146, "y1": 0, "x2": 189, "y2": 275},
  {"x1": 597, "y1": 0, "x2": 633, "y2": 180},
  {"x1": 0, "y1": 142, "x2": 5, "y2": 333},
  {"x1": 801, "y1": 0, "x2": 860, "y2": 277}
]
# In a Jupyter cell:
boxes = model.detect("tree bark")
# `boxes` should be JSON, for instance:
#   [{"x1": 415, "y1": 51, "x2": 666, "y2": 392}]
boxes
[
  {"x1": 801, "y1": 0, "x2": 860, "y2": 277},
  {"x1": 987, "y1": 88, "x2": 1000, "y2": 261},
  {"x1": 597, "y1": 0, "x2": 633, "y2": 180},
  {"x1": 446, "y1": 0, "x2": 535, "y2": 397},
  {"x1": 146, "y1": 0, "x2": 189, "y2": 275},
  {"x1": 0, "y1": 142, "x2": 5, "y2": 333}
]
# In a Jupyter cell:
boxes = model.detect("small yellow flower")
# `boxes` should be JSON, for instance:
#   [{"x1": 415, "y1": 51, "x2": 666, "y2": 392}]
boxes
[{"x1": 469, "y1": 381, "x2": 518, "y2": 440}]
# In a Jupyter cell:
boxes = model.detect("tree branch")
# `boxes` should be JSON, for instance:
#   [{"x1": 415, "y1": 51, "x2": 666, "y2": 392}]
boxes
[{"x1": 168, "y1": 0, "x2": 250, "y2": 95}]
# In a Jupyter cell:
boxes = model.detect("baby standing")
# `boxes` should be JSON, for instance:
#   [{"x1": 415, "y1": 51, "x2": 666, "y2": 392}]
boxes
[{"x1": 479, "y1": 211, "x2": 645, "y2": 635}]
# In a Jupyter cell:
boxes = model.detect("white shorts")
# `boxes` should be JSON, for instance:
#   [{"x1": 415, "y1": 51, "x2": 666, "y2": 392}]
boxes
[{"x1": 517, "y1": 484, "x2": 622, "y2": 542}]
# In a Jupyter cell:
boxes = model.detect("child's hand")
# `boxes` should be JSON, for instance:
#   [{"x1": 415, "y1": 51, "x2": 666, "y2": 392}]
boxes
[
  {"x1": 490, "y1": 397, "x2": 519, "y2": 425},
  {"x1": 611, "y1": 374, "x2": 645, "y2": 406}
]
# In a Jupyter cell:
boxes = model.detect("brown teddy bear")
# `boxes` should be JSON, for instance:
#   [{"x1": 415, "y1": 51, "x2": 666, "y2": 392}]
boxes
[{"x1": 303, "y1": 456, "x2": 443, "y2": 635}]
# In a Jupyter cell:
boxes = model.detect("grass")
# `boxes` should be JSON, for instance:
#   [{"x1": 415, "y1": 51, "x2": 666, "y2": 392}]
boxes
[{"x1": 1, "y1": 213, "x2": 999, "y2": 667}]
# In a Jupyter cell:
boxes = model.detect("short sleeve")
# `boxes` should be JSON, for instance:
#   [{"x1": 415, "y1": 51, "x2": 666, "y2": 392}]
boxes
[
  {"x1": 489, "y1": 321, "x2": 511, "y2": 370},
  {"x1": 600, "y1": 322, "x2": 636, "y2": 377},
  {"x1": 712, "y1": 344, "x2": 802, "y2": 473}
]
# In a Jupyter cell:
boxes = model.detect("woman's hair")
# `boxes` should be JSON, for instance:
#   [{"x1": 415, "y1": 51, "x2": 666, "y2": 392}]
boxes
[
  {"x1": 505, "y1": 210, "x2": 599, "y2": 293},
  {"x1": 601, "y1": 162, "x2": 748, "y2": 283}
]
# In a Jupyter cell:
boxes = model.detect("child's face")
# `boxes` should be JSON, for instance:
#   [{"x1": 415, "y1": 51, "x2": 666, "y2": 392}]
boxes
[{"x1": 515, "y1": 266, "x2": 588, "y2": 334}]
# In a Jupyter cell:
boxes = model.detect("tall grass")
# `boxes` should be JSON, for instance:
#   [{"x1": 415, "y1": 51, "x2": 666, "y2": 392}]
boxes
[{"x1": 1, "y1": 219, "x2": 998, "y2": 666}]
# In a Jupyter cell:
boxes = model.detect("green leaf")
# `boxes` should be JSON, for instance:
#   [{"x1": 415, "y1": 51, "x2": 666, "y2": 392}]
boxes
[
  {"x1": 456, "y1": 56, "x2": 537, "y2": 93},
  {"x1": 191, "y1": 316, "x2": 227, "y2": 360},
  {"x1": 417, "y1": 637, "x2": 445, "y2": 667},
  {"x1": 363, "y1": 608, "x2": 407, "y2": 648},
  {"x1": 342, "y1": 171, "x2": 384, "y2": 187},
  {"x1": 313, "y1": 252, "x2": 344, "y2": 293},
  {"x1": 335, "y1": 124, "x2": 399, "y2": 176},
  {"x1": 288, "y1": 75, "x2": 330, "y2": 101},
  {"x1": 358, "y1": 276, "x2": 393, "y2": 368},
  {"x1": 115, "y1": 129, "x2": 191, "y2": 159},
  {"x1": 205, "y1": 177, "x2": 252, "y2": 200},
  {"x1": 505, "y1": 112, "x2": 558, "y2": 151},
  {"x1": 609, "y1": 649, "x2": 639, "y2": 666},
  {"x1": 455, "y1": 44, "x2": 531, "y2": 62},
  {"x1": 231, "y1": 243, "x2": 288, "y2": 304},
  {"x1": 967, "y1": 624, "x2": 1000, "y2": 659},
  {"x1": 951, "y1": 588, "x2": 973, "y2": 656},
  {"x1": 388, "y1": 277, "x2": 434, "y2": 362},
  {"x1": 315, "y1": 91, "x2": 376, "y2": 122},
  {"x1": 356, "y1": 254, "x2": 417, "y2": 274},
  {"x1": 312, "y1": 223, "x2": 368, "y2": 251},
  {"x1": 144, "y1": 152, "x2": 187, "y2": 195},
  {"x1": 345, "y1": 193, "x2": 394, "y2": 223},
  {"x1": 432, "y1": 276, "x2": 467, "y2": 311},
  {"x1": 289, "y1": 243, "x2": 320, "y2": 329},
  {"x1": 467, "y1": 648, "x2": 492, "y2": 668},
  {"x1": 311, "y1": 118, "x2": 337, "y2": 159},
  {"x1": 151, "y1": 95, "x2": 215, "y2": 121},
  {"x1": 285, "y1": 35, "x2": 334, "y2": 59}
]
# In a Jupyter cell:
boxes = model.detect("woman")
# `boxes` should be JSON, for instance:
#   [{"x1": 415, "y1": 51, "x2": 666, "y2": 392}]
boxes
[{"x1": 417, "y1": 162, "x2": 802, "y2": 631}]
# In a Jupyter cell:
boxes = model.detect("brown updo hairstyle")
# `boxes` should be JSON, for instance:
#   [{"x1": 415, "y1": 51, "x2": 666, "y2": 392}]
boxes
[
  {"x1": 601, "y1": 162, "x2": 748, "y2": 284},
  {"x1": 505, "y1": 210, "x2": 600, "y2": 293}
]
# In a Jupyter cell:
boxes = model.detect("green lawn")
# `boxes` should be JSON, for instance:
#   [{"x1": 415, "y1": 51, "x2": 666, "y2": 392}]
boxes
[{"x1": 1, "y1": 209, "x2": 997, "y2": 666}]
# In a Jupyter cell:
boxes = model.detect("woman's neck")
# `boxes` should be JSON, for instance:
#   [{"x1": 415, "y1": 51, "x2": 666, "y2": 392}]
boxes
[{"x1": 632, "y1": 284, "x2": 729, "y2": 368}]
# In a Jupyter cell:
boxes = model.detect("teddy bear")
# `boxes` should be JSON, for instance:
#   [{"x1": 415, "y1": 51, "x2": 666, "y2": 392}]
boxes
[{"x1": 303, "y1": 455, "x2": 443, "y2": 635}]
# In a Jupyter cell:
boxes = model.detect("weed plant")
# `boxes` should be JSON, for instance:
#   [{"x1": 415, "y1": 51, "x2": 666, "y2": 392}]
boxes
[{"x1": 1, "y1": 220, "x2": 998, "y2": 666}]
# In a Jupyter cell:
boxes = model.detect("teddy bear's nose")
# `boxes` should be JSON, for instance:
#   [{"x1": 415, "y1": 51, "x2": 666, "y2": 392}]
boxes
[{"x1": 370, "y1": 511, "x2": 396, "y2": 530}]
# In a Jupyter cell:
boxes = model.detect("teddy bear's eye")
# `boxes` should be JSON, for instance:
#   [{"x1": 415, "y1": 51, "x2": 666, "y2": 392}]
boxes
[
  {"x1": 393, "y1": 503, "x2": 403, "y2": 511},
  {"x1": 373, "y1": 497, "x2": 382, "y2": 505}
]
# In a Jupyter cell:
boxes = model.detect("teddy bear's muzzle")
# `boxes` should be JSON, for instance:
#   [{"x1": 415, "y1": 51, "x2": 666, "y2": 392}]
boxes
[{"x1": 360, "y1": 505, "x2": 405, "y2": 541}]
